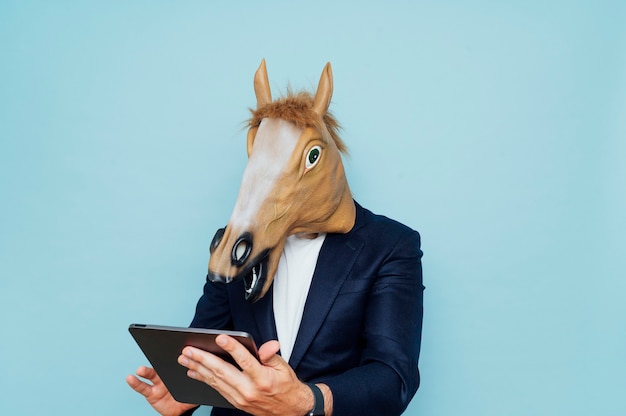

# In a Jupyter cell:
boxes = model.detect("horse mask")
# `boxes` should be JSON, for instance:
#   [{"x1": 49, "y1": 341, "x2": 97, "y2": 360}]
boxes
[{"x1": 207, "y1": 60, "x2": 356, "y2": 303}]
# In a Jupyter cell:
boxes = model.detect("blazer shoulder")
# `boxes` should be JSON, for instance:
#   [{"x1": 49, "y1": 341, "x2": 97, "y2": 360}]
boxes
[{"x1": 355, "y1": 201, "x2": 421, "y2": 240}]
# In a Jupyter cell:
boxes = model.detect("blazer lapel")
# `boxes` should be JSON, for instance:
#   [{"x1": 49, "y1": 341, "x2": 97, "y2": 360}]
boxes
[
  {"x1": 288, "y1": 204, "x2": 367, "y2": 369},
  {"x1": 251, "y1": 286, "x2": 278, "y2": 343}
]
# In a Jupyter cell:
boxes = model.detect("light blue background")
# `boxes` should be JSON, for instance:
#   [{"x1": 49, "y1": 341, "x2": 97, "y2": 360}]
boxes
[{"x1": 1, "y1": 1, "x2": 624, "y2": 415}]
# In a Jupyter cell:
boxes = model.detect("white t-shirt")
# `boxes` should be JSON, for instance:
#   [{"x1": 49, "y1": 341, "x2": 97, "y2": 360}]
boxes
[{"x1": 272, "y1": 233, "x2": 326, "y2": 362}]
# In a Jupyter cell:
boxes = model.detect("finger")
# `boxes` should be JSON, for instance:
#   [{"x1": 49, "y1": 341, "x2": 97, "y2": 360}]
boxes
[
  {"x1": 179, "y1": 346, "x2": 227, "y2": 372},
  {"x1": 215, "y1": 335, "x2": 261, "y2": 374},
  {"x1": 179, "y1": 346, "x2": 242, "y2": 385},
  {"x1": 178, "y1": 347, "x2": 248, "y2": 405},
  {"x1": 135, "y1": 366, "x2": 158, "y2": 381},
  {"x1": 126, "y1": 374, "x2": 153, "y2": 397}
]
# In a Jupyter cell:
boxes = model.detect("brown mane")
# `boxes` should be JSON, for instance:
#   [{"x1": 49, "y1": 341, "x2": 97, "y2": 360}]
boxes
[{"x1": 246, "y1": 90, "x2": 347, "y2": 153}]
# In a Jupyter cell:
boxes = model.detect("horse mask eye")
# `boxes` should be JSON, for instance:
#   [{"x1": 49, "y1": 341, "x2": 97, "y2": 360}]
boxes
[{"x1": 306, "y1": 146, "x2": 322, "y2": 169}]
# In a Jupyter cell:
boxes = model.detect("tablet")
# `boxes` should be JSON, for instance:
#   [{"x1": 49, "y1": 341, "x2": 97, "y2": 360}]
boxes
[{"x1": 129, "y1": 324, "x2": 259, "y2": 408}]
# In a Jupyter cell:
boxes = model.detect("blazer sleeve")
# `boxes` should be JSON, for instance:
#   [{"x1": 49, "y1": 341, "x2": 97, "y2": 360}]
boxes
[
  {"x1": 322, "y1": 229, "x2": 424, "y2": 416},
  {"x1": 189, "y1": 277, "x2": 233, "y2": 330}
]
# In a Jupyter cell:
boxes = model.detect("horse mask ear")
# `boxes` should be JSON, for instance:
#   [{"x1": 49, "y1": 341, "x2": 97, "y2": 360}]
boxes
[
  {"x1": 312, "y1": 62, "x2": 333, "y2": 116},
  {"x1": 254, "y1": 59, "x2": 272, "y2": 107},
  {"x1": 248, "y1": 59, "x2": 272, "y2": 156}
]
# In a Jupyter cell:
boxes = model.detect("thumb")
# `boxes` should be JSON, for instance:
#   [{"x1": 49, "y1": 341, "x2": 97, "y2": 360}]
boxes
[{"x1": 258, "y1": 340, "x2": 284, "y2": 368}]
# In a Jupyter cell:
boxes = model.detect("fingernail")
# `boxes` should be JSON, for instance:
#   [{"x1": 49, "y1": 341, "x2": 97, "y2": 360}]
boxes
[
  {"x1": 216, "y1": 335, "x2": 227, "y2": 346},
  {"x1": 183, "y1": 348, "x2": 192, "y2": 358},
  {"x1": 179, "y1": 356, "x2": 189, "y2": 365}
]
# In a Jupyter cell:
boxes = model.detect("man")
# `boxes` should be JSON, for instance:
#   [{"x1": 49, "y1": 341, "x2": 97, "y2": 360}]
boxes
[{"x1": 127, "y1": 61, "x2": 424, "y2": 415}]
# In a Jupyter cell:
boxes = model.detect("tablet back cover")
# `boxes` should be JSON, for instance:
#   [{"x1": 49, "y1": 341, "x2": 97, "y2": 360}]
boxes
[{"x1": 129, "y1": 324, "x2": 257, "y2": 408}]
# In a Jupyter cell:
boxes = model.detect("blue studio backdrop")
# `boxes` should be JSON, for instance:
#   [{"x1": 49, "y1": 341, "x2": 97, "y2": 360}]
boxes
[{"x1": 1, "y1": 1, "x2": 625, "y2": 415}]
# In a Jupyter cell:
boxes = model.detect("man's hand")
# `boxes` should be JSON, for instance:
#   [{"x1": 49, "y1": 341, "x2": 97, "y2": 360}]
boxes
[
  {"x1": 178, "y1": 335, "x2": 326, "y2": 416},
  {"x1": 126, "y1": 366, "x2": 197, "y2": 416}
]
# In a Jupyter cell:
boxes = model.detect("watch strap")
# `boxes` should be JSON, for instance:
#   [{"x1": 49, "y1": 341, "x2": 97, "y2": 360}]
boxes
[{"x1": 305, "y1": 382, "x2": 324, "y2": 416}]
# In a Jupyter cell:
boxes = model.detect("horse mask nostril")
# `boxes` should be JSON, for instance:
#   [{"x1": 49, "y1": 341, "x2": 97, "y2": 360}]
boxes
[
  {"x1": 231, "y1": 233, "x2": 253, "y2": 266},
  {"x1": 210, "y1": 227, "x2": 226, "y2": 254}
]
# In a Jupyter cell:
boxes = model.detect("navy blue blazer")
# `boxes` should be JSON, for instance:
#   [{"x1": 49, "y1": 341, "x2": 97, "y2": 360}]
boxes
[{"x1": 190, "y1": 202, "x2": 424, "y2": 416}]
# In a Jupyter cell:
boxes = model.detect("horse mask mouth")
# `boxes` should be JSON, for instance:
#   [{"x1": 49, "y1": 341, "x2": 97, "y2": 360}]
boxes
[{"x1": 206, "y1": 249, "x2": 271, "y2": 303}]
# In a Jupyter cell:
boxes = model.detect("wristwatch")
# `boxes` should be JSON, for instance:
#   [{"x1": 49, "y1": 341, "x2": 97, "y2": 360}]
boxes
[{"x1": 306, "y1": 383, "x2": 325, "y2": 416}]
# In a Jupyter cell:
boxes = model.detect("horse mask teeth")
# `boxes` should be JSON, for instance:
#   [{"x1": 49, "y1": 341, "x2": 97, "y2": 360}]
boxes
[
  {"x1": 206, "y1": 59, "x2": 356, "y2": 302},
  {"x1": 244, "y1": 260, "x2": 266, "y2": 302},
  {"x1": 245, "y1": 265, "x2": 258, "y2": 297}
]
